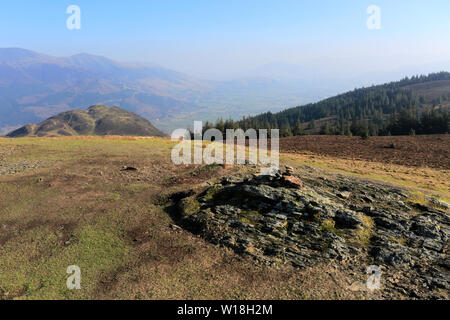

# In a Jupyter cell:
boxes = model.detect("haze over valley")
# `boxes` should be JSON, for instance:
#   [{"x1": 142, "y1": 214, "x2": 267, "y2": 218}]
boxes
[
  {"x1": 1, "y1": 1, "x2": 450, "y2": 303},
  {"x1": 2, "y1": 47, "x2": 449, "y2": 135}
]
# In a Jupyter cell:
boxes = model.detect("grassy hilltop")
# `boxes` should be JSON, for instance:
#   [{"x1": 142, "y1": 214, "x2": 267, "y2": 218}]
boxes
[{"x1": 0, "y1": 135, "x2": 448, "y2": 299}]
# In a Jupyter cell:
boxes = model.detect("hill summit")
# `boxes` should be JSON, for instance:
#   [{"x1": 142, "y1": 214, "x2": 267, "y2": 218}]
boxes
[{"x1": 6, "y1": 105, "x2": 166, "y2": 138}]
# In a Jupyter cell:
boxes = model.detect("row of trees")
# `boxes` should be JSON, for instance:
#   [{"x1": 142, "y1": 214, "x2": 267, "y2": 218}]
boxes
[{"x1": 316, "y1": 107, "x2": 449, "y2": 137}]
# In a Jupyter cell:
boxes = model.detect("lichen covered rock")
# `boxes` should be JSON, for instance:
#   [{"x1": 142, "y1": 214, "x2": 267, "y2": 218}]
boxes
[{"x1": 175, "y1": 168, "x2": 450, "y2": 299}]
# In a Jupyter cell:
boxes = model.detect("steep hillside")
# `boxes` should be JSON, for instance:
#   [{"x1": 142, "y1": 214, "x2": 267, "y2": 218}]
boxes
[
  {"x1": 6, "y1": 105, "x2": 165, "y2": 138},
  {"x1": 230, "y1": 72, "x2": 450, "y2": 136}
]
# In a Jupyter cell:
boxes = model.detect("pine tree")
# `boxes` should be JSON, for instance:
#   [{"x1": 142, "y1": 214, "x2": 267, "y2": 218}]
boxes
[
  {"x1": 280, "y1": 122, "x2": 293, "y2": 137},
  {"x1": 293, "y1": 120, "x2": 305, "y2": 136}
]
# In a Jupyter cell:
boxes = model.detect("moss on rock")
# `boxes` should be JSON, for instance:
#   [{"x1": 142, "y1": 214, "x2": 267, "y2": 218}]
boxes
[{"x1": 179, "y1": 197, "x2": 201, "y2": 217}]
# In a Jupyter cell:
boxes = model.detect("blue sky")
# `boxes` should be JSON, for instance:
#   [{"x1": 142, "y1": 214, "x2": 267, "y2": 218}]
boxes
[{"x1": 1, "y1": 0, "x2": 450, "y2": 78}]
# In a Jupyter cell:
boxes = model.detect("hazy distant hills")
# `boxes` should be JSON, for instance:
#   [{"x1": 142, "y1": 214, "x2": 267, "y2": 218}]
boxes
[
  {"x1": 0, "y1": 48, "x2": 333, "y2": 134},
  {"x1": 0, "y1": 48, "x2": 210, "y2": 134},
  {"x1": 6, "y1": 105, "x2": 165, "y2": 138},
  {"x1": 1, "y1": 48, "x2": 449, "y2": 135}
]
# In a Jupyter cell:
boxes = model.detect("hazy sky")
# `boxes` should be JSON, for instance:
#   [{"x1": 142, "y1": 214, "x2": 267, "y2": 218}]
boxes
[{"x1": 1, "y1": 0, "x2": 450, "y2": 79}]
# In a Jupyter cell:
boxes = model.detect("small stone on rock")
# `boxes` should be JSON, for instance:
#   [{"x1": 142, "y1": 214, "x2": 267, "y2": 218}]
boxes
[
  {"x1": 281, "y1": 175, "x2": 303, "y2": 189},
  {"x1": 338, "y1": 191, "x2": 352, "y2": 199}
]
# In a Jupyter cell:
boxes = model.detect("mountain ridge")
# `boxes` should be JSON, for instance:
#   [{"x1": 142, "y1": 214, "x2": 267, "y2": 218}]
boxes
[
  {"x1": 0, "y1": 48, "x2": 332, "y2": 133},
  {"x1": 0, "y1": 48, "x2": 206, "y2": 133},
  {"x1": 2, "y1": 48, "x2": 450, "y2": 135}
]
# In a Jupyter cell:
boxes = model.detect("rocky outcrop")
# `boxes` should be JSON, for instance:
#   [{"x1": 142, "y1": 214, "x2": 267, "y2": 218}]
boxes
[{"x1": 175, "y1": 166, "x2": 449, "y2": 299}]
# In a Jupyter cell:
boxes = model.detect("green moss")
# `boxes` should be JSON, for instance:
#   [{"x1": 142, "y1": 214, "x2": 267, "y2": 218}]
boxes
[
  {"x1": 352, "y1": 215, "x2": 375, "y2": 247},
  {"x1": 435, "y1": 194, "x2": 450, "y2": 204},
  {"x1": 203, "y1": 187, "x2": 222, "y2": 201},
  {"x1": 103, "y1": 192, "x2": 122, "y2": 202},
  {"x1": 0, "y1": 224, "x2": 129, "y2": 300},
  {"x1": 319, "y1": 219, "x2": 346, "y2": 237},
  {"x1": 240, "y1": 210, "x2": 263, "y2": 217},
  {"x1": 407, "y1": 191, "x2": 450, "y2": 213},
  {"x1": 191, "y1": 164, "x2": 221, "y2": 176},
  {"x1": 238, "y1": 217, "x2": 253, "y2": 224},
  {"x1": 180, "y1": 197, "x2": 201, "y2": 217},
  {"x1": 391, "y1": 237, "x2": 407, "y2": 245},
  {"x1": 237, "y1": 210, "x2": 263, "y2": 225},
  {"x1": 318, "y1": 215, "x2": 375, "y2": 247},
  {"x1": 319, "y1": 219, "x2": 336, "y2": 232},
  {"x1": 125, "y1": 184, "x2": 148, "y2": 194}
]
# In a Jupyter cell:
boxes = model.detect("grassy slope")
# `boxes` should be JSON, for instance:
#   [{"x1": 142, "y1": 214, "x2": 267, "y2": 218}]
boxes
[{"x1": 0, "y1": 136, "x2": 448, "y2": 299}]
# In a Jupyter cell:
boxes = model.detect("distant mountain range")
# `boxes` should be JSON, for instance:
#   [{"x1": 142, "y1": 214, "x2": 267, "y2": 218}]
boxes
[
  {"x1": 0, "y1": 48, "x2": 209, "y2": 134},
  {"x1": 0, "y1": 48, "x2": 332, "y2": 135},
  {"x1": 1, "y1": 48, "x2": 449, "y2": 136},
  {"x1": 6, "y1": 105, "x2": 165, "y2": 138}
]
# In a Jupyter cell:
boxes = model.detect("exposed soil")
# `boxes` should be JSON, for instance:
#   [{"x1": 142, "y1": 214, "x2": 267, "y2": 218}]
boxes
[{"x1": 279, "y1": 135, "x2": 450, "y2": 169}]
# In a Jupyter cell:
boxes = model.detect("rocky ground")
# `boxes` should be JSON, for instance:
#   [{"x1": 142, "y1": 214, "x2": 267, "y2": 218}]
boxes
[
  {"x1": 175, "y1": 165, "x2": 450, "y2": 299},
  {"x1": 0, "y1": 145, "x2": 48, "y2": 175},
  {"x1": 0, "y1": 160, "x2": 47, "y2": 175}
]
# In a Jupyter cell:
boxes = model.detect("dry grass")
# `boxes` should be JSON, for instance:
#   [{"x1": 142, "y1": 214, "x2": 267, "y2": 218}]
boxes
[
  {"x1": 282, "y1": 152, "x2": 449, "y2": 199},
  {"x1": 1, "y1": 135, "x2": 447, "y2": 300},
  {"x1": 0, "y1": 137, "x2": 370, "y2": 300}
]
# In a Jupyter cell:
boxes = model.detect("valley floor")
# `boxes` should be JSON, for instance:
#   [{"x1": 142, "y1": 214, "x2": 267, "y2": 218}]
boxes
[{"x1": 0, "y1": 135, "x2": 448, "y2": 300}]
